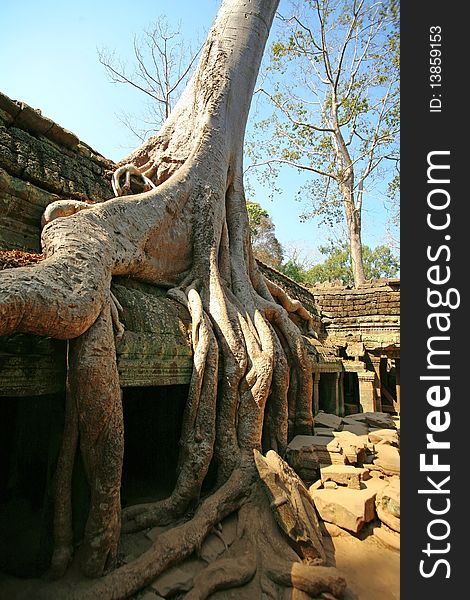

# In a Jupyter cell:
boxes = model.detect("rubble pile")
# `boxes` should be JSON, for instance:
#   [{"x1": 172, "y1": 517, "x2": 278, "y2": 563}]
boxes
[{"x1": 286, "y1": 410, "x2": 400, "y2": 550}]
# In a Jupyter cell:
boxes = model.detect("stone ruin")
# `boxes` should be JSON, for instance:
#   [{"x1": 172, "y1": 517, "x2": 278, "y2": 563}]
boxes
[
  {"x1": 286, "y1": 410, "x2": 400, "y2": 550},
  {"x1": 0, "y1": 91, "x2": 400, "y2": 588}
]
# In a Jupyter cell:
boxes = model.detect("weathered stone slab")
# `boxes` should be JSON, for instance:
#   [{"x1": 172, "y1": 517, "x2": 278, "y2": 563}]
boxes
[
  {"x1": 0, "y1": 333, "x2": 66, "y2": 396},
  {"x1": 341, "y1": 421, "x2": 369, "y2": 436},
  {"x1": 362, "y1": 412, "x2": 396, "y2": 429},
  {"x1": 314, "y1": 411, "x2": 343, "y2": 430},
  {"x1": 0, "y1": 279, "x2": 194, "y2": 397},
  {"x1": 368, "y1": 428, "x2": 399, "y2": 447},
  {"x1": 345, "y1": 341, "x2": 365, "y2": 358},
  {"x1": 374, "y1": 444, "x2": 400, "y2": 476},
  {"x1": 286, "y1": 435, "x2": 347, "y2": 479},
  {"x1": 342, "y1": 413, "x2": 368, "y2": 423},
  {"x1": 373, "y1": 522, "x2": 400, "y2": 551},
  {"x1": 332, "y1": 431, "x2": 368, "y2": 464},
  {"x1": 320, "y1": 465, "x2": 369, "y2": 490},
  {"x1": 310, "y1": 478, "x2": 387, "y2": 533},
  {"x1": 315, "y1": 427, "x2": 336, "y2": 437},
  {"x1": 376, "y1": 477, "x2": 400, "y2": 533},
  {"x1": 254, "y1": 449, "x2": 326, "y2": 563}
]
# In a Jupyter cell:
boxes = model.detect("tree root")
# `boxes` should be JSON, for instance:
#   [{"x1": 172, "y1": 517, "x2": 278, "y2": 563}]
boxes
[
  {"x1": 47, "y1": 372, "x2": 79, "y2": 580},
  {"x1": 111, "y1": 164, "x2": 156, "y2": 197},
  {"x1": 121, "y1": 286, "x2": 219, "y2": 532},
  {"x1": 36, "y1": 473, "x2": 346, "y2": 600},
  {"x1": 49, "y1": 468, "x2": 251, "y2": 599},
  {"x1": 265, "y1": 278, "x2": 318, "y2": 338},
  {"x1": 184, "y1": 540, "x2": 257, "y2": 600},
  {"x1": 0, "y1": 3, "x2": 349, "y2": 596},
  {"x1": 268, "y1": 563, "x2": 347, "y2": 598}
]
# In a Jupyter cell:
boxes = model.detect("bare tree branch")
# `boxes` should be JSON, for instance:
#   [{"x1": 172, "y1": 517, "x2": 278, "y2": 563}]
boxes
[{"x1": 98, "y1": 15, "x2": 200, "y2": 140}]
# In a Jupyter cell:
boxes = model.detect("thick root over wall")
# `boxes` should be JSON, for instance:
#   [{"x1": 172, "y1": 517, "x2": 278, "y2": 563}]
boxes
[{"x1": 0, "y1": 0, "x2": 348, "y2": 598}]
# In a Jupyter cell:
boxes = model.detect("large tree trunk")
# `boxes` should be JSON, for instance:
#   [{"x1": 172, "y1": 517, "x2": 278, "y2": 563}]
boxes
[
  {"x1": 0, "y1": 1, "x2": 347, "y2": 598},
  {"x1": 340, "y1": 183, "x2": 366, "y2": 287},
  {"x1": 347, "y1": 204, "x2": 366, "y2": 287},
  {"x1": 332, "y1": 90, "x2": 366, "y2": 288}
]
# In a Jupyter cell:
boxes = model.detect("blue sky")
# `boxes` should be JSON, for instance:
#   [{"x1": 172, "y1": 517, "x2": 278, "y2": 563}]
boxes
[{"x1": 0, "y1": 0, "x2": 397, "y2": 263}]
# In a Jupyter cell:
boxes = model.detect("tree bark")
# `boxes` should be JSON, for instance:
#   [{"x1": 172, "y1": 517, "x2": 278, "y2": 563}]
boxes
[
  {"x1": 0, "y1": 1, "x2": 342, "y2": 597},
  {"x1": 345, "y1": 194, "x2": 366, "y2": 287}
]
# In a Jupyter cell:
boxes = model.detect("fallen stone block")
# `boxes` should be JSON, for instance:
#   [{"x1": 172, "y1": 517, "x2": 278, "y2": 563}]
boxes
[
  {"x1": 320, "y1": 465, "x2": 369, "y2": 490},
  {"x1": 343, "y1": 413, "x2": 368, "y2": 422},
  {"x1": 373, "y1": 522, "x2": 400, "y2": 552},
  {"x1": 254, "y1": 449, "x2": 327, "y2": 563},
  {"x1": 314, "y1": 411, "x2": 343, "y2": 430},
  {"x1": 333, "y1": 431, "x2": 368, "y2": 464},
  {"x1": 362, "y1": 412, "x2": 396, "y2": 429},
  {"x1": 376, "y1": 477, "x2": 400, "y2": 533},
  {"x1": 320, "y1": 521, "x2": 349, "y2": 538},
  {"x1": 374, "y1": 444, "x2": 400, "y2": 476},
  {"x1": 368, "y1": 428, "x2": 399, "y2": 447},
  {"x1": 341, "y1": 422, "x2": 369, "y2": 436},
  {"x1": 345, "y1": 411, "x2": 396, "y2": 429},
  {"x1": 309, "y1": 479, "x2": 323, "y2": 491},
  {"x1": 315, "y1": 427, "x2": 336, "y2": 437},
  {"x1": 310, "y1": 478, "x2": 387, "y2": 533},
  {"x1": 286, "y1": 435, "x2": 348, "y2": 479}
]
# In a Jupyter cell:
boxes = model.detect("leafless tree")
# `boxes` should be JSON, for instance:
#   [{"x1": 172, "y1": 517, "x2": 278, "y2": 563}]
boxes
[
  {"x1": 248, "y1": 0, "x2": 400, "y2": 286},
  {"x1": 98, "y1": 15, "x2": 201, "y2": 141}
]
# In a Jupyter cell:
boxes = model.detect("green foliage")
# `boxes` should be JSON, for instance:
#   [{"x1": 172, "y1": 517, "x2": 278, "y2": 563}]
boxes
[
  {"x1": 246, "y1": 201, "x2": 284, "y2": 268},
  {"x1": 305, "y1": 241, "x2": 399, "y2": 285},
  {"x1": 276, "y1": 240, "x2": 399, "y2": 286},
  {"x1": 278, "y1": 259, "x2": 308, "y2": 284},
  {"x1": 246, "y1": 0, "x2": 400, "y2": 282},
  {"x1": 246, "y1": 201, "x2": 269, "y2": 237},
  {"x1": 307, "y1": 242, "x2": 351, "y2": 284}
]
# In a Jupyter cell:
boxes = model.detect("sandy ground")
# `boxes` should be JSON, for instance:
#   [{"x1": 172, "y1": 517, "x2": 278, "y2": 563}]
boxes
[
  {"x1": 328, "y1": 529, "x2": 400, "y2": 600},
  {"x1": 0, "y1": 521, "x2": 400, "y2": 600}
]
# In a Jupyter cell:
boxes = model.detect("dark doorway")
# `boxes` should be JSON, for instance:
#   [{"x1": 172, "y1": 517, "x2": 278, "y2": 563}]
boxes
[
  {"x1": 0, "y1": 384, "x2": 190, "y2": 578},
  {"x1": 319, "y1": 372, "x2": 337, "y2": 414},
  {"x1": 121, "y1": 385, "x2": 188, "y2": 507},
  {"x1": 344, "y1": 372, "x2": 360, "y2": 415},
  {"x1": 0, "y1": 394, "x2": 65, "y2": 577}
]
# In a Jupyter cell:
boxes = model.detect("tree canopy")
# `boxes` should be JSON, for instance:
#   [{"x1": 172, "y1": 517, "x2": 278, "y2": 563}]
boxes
[
  {"x1": 248, "y1": 0, "x2": 400, "y2": 286},
  {"x1": 279, "y1": 240, "x2": 399, "y2": 285},
  {"x1": 98, "y1": 15, "x2": 200, "y2": 141}
]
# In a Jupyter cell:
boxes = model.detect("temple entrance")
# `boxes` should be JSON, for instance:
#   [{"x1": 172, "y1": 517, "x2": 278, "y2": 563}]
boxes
[
  {"x1": 343, "y1": 372, "x2": 360, "y2": 415},
  {"x1": 0, "y1": 394, "x2": 64, "y2": 577},
  {"x1": 379, "y1": 357, "x2": 399, "y2": 413},
  {"x1": 319, "y1": 372, "x2": 337, "y2": 414},
  {"x1": 0, "y1": 384, "x2": 191, "y2": 578},
  {"x1": 121, "y1": 385, "x2": 189, "y2": 507}
]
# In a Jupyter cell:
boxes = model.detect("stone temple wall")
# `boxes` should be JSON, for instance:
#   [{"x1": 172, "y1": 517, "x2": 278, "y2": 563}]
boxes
[
  {"x1": 308, "y1": 280, "x2": 400, "y2": 352},
  {"x1": 0, "y1": 91, "x2": 400, "y2": 411},
  {"x1": 0, "y1": 91, "x2": 114, "y2": 252}
]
